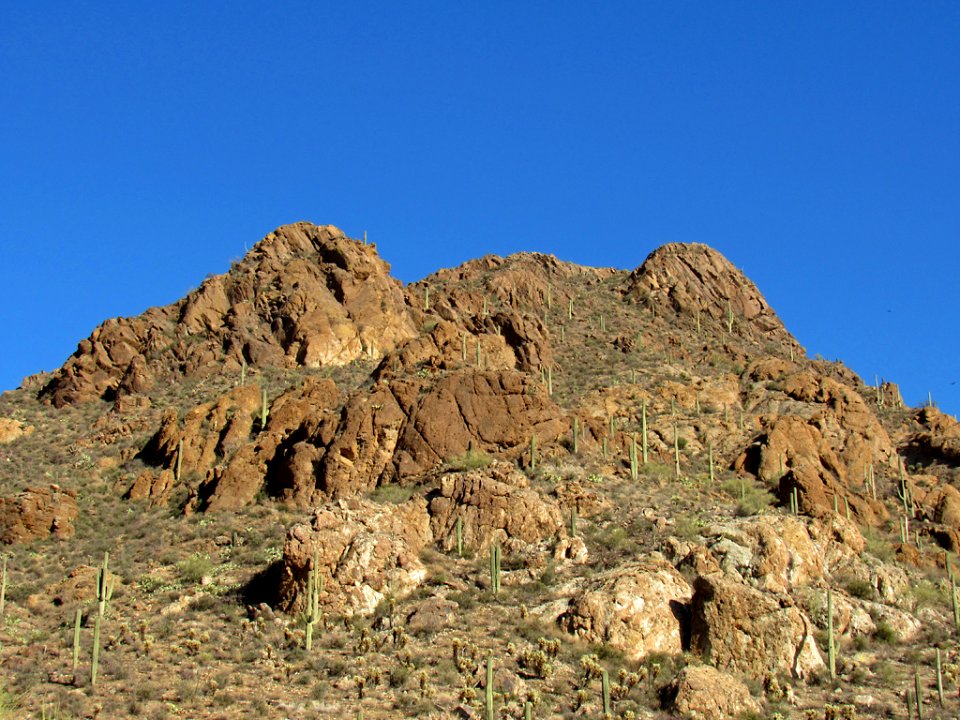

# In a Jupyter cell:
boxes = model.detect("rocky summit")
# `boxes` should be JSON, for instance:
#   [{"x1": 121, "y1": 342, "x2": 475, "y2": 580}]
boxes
[{"x1": 1, "y1": 221, "x2": 958, "y2": 719}]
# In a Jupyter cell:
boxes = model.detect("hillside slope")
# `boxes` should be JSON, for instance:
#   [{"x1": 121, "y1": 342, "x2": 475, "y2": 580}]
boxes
[{"x1": 1, "y1": 222, "x2": 959, "y2": 720}]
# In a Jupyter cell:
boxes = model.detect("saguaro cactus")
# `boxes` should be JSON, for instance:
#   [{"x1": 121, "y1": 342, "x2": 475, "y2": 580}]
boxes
[
  {"x1": 175, "y1": 438, "x2": 184, "y2": 483},
  {"x1": 456, "y1": 516, "x2": 463, "y2": 558},
  {"x1": 0, "y1": 556, "x2": 6, "y2": 616},
  {"x1": 601, "y1": 668, "x2": 611, "y2": 716},
  {"x1": 485, "y1": 656, "x2": 495, "y2": 720},
  {"x1": 304, "y1": 552, "x2": 323, "y2": 651},
  {"x1": 91, "y1": 614, "x2": 102, "y2": 687},
  {"x1": 261, "y1": 386, "x2": 269, "y2": 430},
  {"x1": 641, "y1": 400, "x2": 648, "y2": 464},
  {"x1": 97, "y1": 552, "x2": 113, "y2": 618},
  {"x1": 490, "y1": 544, "x2": 501, "y2": 595},
  {"x1": 827, "y1": 589, "x2": 836, "y2": 680},
  {"x1": 73, "y1": 606, "x2": 82, "y2": 670}
]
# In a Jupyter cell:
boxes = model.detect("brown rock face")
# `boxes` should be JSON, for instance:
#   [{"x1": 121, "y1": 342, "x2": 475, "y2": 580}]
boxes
[
  {"x1": 690, "y1": 573, "x2": 824, "y2": 679},
  {"x1": 126, "y1": 469, "x2": 175, "y2": 506},
  {"x1": 696, "y1": 515, "x2": 864, "y2": 594},
  {"x1": 191, "y1": 369, "x2": 566, "y2": 511},
  {"x1": 0, "y1": 485, "x2": 78, "y2": 544},
  {"x1": 41, "y1": 223, "x2": 418, "y2": 407},
  {"x1": 557, "y1": 559, "x2": 692, "y2": 661},
  {"x1": 903, "y1": 407, "x2": 960, "y2": 468},
  {"x1": 392, "y1": 371, "x2": 565, "y2": 478},
  {"x1": 622, "y1": 242, "x2": 797, "y2": 344},
  {"x1": 276, "y1": 497, "x2": 432, "y2": 617},
  {"x1": 735, "y1": 367, "x2": 894, "y2": 525},
  {"x1": 427, "y1": 463, "x2": 563, "y2": 552},
  {"x1": 663, "y1": 665, "x2": 761, "y2": 720}
]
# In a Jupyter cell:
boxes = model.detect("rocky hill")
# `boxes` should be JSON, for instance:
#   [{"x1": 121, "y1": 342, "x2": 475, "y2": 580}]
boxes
[{"x1": 1, "y1": 222, "x2": 959, "y2": 719}]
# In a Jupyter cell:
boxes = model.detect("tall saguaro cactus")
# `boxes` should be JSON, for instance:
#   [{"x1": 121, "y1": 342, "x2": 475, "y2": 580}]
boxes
[
  {"x1": 485, "y1": 656, "x2": 495, "y2": 720},
  {"x1": 97, "y1": 552, "x2": 114, "y2": 619},
  {"x1": 304, "y1": 552, "x2": 323, "y2": 651}
]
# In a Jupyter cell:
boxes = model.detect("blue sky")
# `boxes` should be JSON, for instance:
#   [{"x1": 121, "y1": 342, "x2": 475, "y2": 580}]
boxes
[{"x1": 2, "y1": 2, "x2": 958, "y2": 415}]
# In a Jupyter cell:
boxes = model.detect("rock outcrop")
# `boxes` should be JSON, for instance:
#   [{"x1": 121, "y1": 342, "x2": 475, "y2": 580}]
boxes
[
  {"x1": 690, "y1": 573, "x2": 824, "y2": 679},
  {"x1": 903, "y1": 406, "x2": 960, "y2": 468},
  {"x1": 0, "y1": 418, "x2": 34, "y2": 444},
  {"x1": 41, "y1": 223, "x2": 419, "y2": 407},
  {"x1": 663, "y1": 665, "x2": 761, "y2": 720},
  {"x1": 277, "y1": 497, "x2": 432, "y2": 617},
  {"x1": 139, "y1": 368, "x2": 567, "y2": 512},
  {"x1": 622, "y1": 242, "x2": 798, "y2": 345},
  {"x1": 0, "y1": 485, "x2": 78, "y2": 544},
  {"x1": 558, "y1": 559, "x2": 692, "y2": 661},
  {"x1": 428, "y1": 463, "x2": 563, "y2": 552},
  {"x1": 736, "y1": 365, "x2": 894, "y2": 525}
]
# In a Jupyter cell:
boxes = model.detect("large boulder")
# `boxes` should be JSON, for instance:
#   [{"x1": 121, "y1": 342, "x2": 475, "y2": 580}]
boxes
[
  {"x1": 0, "y1": 418, "x2": 34, "y2": 444},
  {"x1": 277, "y1": 497, "x2": 432, "y2": 617},
  {"x1": 736, "y1": 370, "x2": 894, "y2": 525},
  {"x1": 0, "y1": 485, "x2": 78, "y2": 544},
  {"x1": 690, "y1": 573, "x2": 824, "y2": 679},
  {"x1": 428, "y1": 462, "x2": 563, "y2": 552},
  {"x1": 663, "y1": 665, "x2": 761, "y2": 720},
  {"x1": 558, "y1": 559, "x2": 692, "y2": 661},
  {"x1": 904, "y1": 406, "x2": 960, "y2": 467}
]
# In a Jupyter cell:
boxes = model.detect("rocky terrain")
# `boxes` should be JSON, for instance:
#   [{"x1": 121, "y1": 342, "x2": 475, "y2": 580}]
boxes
[{"x1": 1, "y1": 221, "x2": 959, "y2": 719}]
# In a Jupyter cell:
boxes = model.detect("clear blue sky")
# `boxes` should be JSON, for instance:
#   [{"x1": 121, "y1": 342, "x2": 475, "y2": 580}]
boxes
[{"x1": 2, "y1": 2, "x2": 958, "y2": 416}]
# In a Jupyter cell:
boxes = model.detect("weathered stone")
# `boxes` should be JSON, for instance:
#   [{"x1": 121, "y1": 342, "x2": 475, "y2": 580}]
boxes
[
  {"x1": 0, "y1": 485, "x2": 78, "y2": 544},
  {"x1": 277, "y1": 497, "x2": 432, "y2": 617},
  {"x1": 690, "y1": 573, "x2": 824, "y2": 679},
  {"x1": 0, "y1": 418, "x2": 34, "y2": 444},
  {"x1": 663, "y1": 665, "x2": 761, "y2": 720},
  {"x1": 428, "y1": 462, "x2": 563, "y2": 552},
  {"x1": 558, "y1": 559, "x2": 692, "y2": 661}
]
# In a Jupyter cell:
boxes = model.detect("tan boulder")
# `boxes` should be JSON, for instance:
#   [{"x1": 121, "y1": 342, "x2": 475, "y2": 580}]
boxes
[
  {"x1": 0, "y1": 418, "x2": 33, "y2": 444},
  {"x1": 663, "y1": 665, "x2": 761, "y2": 720},
  {"x1": 690, "y1": 573, "x2": 824, "y2": 679},
  {"x1": 126, "y1": 469, "x2": 175, "y2": 506},
  {"x1": 558, "y1": 559, "x2": 692, "y2": 661},
  {"x1": 428, "y1": 462, "x2": 563, "y2": 552},
  {"x1": 0, "y1": 485, "x2": 78, "y2": 544},
  {"x1": 277, "y1": 497, "x2": 432, "y2": 617}
]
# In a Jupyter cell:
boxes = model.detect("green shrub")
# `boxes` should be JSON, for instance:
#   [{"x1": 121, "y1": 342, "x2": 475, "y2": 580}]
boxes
[
  {"x1": 176, "y1": 553, "x2": 214, "y2": 585},
  {"x1": 843, "y1": 577, "x2": 874, "y2": 600},
  {"x1": 369, "y1": 484, "x2": 417, "y2": 504},
  {"x1": 719, "y1": 478, "x2": 775, "y2": 515},
  {"x1": 445, "y1": 449, "x2": 492, "y2": 471},
  {"x1": 873, "y1": 621, "x2": 898, "y2": 644}
]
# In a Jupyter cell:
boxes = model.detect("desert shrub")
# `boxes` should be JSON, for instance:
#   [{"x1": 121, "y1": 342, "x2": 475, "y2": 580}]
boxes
[
  {"x1": 369, "y1": 484, "x2": 417, "y2": 504},
  {"x1": 445, "y1": 449, "x2": 492, "y2": 471},
  {"x1": 843, "y1": 577, "x2": 874, "y2": 600},
  {"x1": 719, "y1": 477, "x2": 774, "y2": 516},
  {"x1": 872, "y1": 621, "x2": 898, "y2": 644},
  {"x1": 861, "y1": 526, "x2": 893, "y2": 562},
  {"x1": 177, "y1": 553, "x2": 214, "y2": 585}
]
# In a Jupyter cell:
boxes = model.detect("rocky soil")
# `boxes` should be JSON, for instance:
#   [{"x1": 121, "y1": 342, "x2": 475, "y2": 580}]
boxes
[{"x1": 1, "y1": 222, "x2": 959, "y2": 719}]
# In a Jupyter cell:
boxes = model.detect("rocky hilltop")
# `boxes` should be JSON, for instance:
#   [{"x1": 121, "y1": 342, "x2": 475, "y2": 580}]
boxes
[{"x1": 1, "y1": 222, "x2": 959, "y2": 719}]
